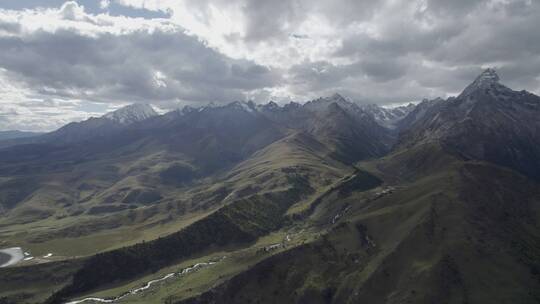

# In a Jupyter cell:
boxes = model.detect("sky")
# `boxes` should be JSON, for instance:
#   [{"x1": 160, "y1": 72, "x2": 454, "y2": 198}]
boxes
[{"x1": 0, "y1": 0, "x2": 539, "y2": 131}]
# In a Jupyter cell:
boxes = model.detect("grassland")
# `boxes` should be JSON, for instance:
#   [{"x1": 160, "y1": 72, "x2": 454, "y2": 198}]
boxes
[{"x1": 2, "y1": 134, "x2": 539, "y2": 304}]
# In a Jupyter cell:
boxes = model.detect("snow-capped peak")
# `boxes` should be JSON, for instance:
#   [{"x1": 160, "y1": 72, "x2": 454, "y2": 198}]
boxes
[
  {"x1": 103, "y1": 103, "x2": 158, "y2": 125},
  {"x1": 460, "y1": 68, "x2": 505, "y2": 97},
  {"x1": 304, "y1": 93, "x2": 359, "y2": 113},
  {"x1": 475, "y1": 68, "x2": 499, "y2": 84},
  {"x1": 226, "y1": 101, "x2": 257, "y2": 113}
]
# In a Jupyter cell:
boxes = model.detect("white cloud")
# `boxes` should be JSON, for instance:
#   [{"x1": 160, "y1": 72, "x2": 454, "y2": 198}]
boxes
[
  {"x1": 0, "y1": 0, "x2": 539, "y2": 131},
  {"x1": 100, "y1": 0, "x2": 111, "y2": 10},
  {"x1": 153, "y1": 70, "x2": 167, "y2": 88},
  {"x1": 0, "y1": 68, "x2": 114, "y2": 131},
  {"x1": 110, "y1": 0, "x2": 540, "y2": 96}
]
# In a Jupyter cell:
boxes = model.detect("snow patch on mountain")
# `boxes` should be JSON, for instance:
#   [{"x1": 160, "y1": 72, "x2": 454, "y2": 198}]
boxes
[
  {"x1": 361, "y1": 103, "x2": 416, "y2": 129},
  {"x1": 160, "y1": 95, "x2": 415, "y2": 131},
  {"x1": 229, "y1": 101, "x2": 256, "y2": 113},
  {"x1": 104, "y1": 104, "x2": 158, "y2": 125},
  {"x1": 460, "y1": 68, "x2": 510, "y2": 98},
  {"x1": 304, "y1": 93, "x2": 360, "y2": 114}
]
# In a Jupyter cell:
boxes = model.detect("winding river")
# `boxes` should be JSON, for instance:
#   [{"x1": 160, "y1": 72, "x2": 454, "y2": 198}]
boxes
[{"x1": 65, "y1": 257, "x2": 226, "y2": 304}]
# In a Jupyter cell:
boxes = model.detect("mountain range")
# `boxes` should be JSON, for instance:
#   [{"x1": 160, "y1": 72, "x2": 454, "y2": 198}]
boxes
[
  {"x1": 0, "y1": 130, "x2": 43, "y2": 141},
  {"x1": 0, "y1": 69, "x2": 539, "y2": 304}
]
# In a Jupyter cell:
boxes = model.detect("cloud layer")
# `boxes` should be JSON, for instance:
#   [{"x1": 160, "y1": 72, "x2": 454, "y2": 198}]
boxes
[{"x1": 0, "y1": 0, "x2": 539, "y2": 131}]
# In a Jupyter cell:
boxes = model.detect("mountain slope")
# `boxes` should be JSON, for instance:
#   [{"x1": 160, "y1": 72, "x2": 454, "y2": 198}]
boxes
[
  {"x1": 395, "y1": 97, "x2": 445, "y2": 132},
  {"x1": 103, "y1": 104, "x2": 157, "y2": 125},
  {"x1": 361, "y1": 103, "x2": 416, "y2": 129},
  {"x1": 43, "y1": 103, "x2": 159, "y2": 144},
  {"x1": 399, "y1": 69, "x2": 540, "y2": 179},
  {"x1": 177, "y1": 141, "x2": 540, "y2": 304},
  {"x1": 39, "y1": 132, "x2": 353, "y2": 304},
  {"x1": 0, "y1": 104, "x2": 158, "y2": 149},
  {"x1": 259, "y1": 94, "x2": 394, "y2": 162}
]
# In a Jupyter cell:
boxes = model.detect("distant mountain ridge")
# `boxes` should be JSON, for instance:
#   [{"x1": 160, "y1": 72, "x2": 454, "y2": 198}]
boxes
[
  {"x1": 0, "y1": 96, "x2": 412, "y2": 150},
  {"x1": 0, "y1": 104, "x2": 158, "y2": 148},
  {"x1": 0, "y1": 93, "x2": 394, "y2": 218},
  {"x1": 0, "y1": 130, "x2": 43, "y2": 141},
  {"x1": 0, "y1": 94, "x2": 401, "y2": 163},
  {"x1": 4, "y1": 69, "x2": 538, "y2": 179},
  {"x1": 45, "y1": 103, "x2": 158, "y2": 143}
]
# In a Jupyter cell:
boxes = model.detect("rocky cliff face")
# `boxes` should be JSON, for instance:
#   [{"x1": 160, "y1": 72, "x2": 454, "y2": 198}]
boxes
[{"x1": 399, "y1": 68, "x2": 540, "y2": 179}]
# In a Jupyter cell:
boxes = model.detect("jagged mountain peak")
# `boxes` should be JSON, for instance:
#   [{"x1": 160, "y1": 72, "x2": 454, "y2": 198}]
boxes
[
  {"x1": 182, "y1": 101, "x2": 259, "y2": 114},
  {"x1": 460, "y1": 68, "x2": 508, "y2": 98},
  {"x1": 103, "y1": 103, "x2": 158, "y2": 125},
  {"x1": 256, "y1": 101, "x2": 282, "y2": 113},
  {"x1": 399, "y1": 68, "x2": 540, "y2": 180},
  {"x1": 42, "y1": 103, "x2": 157, "y2": 143},
  {"x1": 261, "y1": 100, "x2": 279, "y2": 110},
  {"x1": 304, "y1": 93, "x2": 360, "y2": 114},
  {"x1": 324, "y1": 93, "x2": 353, "y2": 106},
  {"x1": 329, "y1": 92, "x2": 347, "y2": 101},
  {"x1": 227, "y1": 100, "x2": 257, "y2": 113},
  {"x1": 476, "y1": 68, "x2": 499, "y2": 83}
]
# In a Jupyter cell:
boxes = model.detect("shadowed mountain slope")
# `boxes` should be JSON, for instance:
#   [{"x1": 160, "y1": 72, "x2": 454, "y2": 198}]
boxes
[{"x1": 398, "y1": 69, "x2": 540, "y2": 180}]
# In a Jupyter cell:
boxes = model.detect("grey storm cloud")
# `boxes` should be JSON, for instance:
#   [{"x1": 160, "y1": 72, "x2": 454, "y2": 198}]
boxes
[
  {"x1": 0, "y1": 26, "x2": 280, "y2": 106},
  {"x1": 2, "y1": 0, "x2": 539, "y2": 105},
  {"x1": 287, "y1": 0, "x2": 540, "y2": 101},
  {"x1": 425, "y1": 0, "x2": 488, "y2": 16},
  {"x1": 242, "y1": 0, "x2": 302, "y2": 42},
  {"x1": 0, "y1": 20, "x2": 21, "y2": 34},
  {"x1": 173, "y1": 0, "x2": 539, "y2": 104},
  {"x1": 1, "y1": 0, "x2": 540, "y2": 131}
]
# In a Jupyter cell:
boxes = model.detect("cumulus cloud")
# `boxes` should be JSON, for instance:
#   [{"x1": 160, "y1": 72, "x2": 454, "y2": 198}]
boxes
[
  {"x1": 100, "y1": 0, "x2": 110, "y2": 10},
  {"x1": 0, "y1": 29, "x2": 279, "y2": 102},
  {"x1": 0, "y1": 1, "x2": 280, "y2": 130},
  {"x1": 0, "y1": 68, "x2": 114, "y2": 131},
  {"x1": 112, "y1": 0, "x2": 540, "y2": 97},
  {"x1": 0, "y1": 0, "x2": 539, "y2": 131}
]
